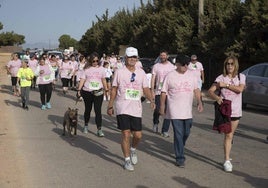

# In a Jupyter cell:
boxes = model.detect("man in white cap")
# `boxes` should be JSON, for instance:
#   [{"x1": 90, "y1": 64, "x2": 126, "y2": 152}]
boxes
[{"x1": 107, "y1": 47, "x2": 155, "y2": 171}]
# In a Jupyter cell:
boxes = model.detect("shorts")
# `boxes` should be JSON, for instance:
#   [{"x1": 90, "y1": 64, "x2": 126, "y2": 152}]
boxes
[
  {"x1": 11, "y1": 77, "x2": 18, "y2": 86},
  {"x1": 116, "y1": 114, "x2": 142, "y2": 131},
  {"x1": 105, "y1": 77, "x2": 111, "y2": 83},
  {"x1": 231, "y1": 117, "x2": 241, "y2": 121}
]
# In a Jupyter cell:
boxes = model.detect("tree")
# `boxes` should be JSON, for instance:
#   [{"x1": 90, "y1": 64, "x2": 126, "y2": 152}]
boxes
[
  {"x1": 0, "y1": 31, "x2": 25, "y2": 46},
  {"x1": 58, "y1": 34, "x2": 78, "y2": 50}
]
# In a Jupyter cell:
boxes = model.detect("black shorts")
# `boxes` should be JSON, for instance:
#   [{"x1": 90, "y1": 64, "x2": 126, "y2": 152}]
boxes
[
  {"x1": 116, "y1": 114, "x2": 142, "y2": 131},
  {"x1": 11, "y1": 77, "x2": 18, "y2": 86},
  {"x1": 105, "y1": 77, "x2": 111, "y2": 83},
  {"x1": 231, "y1": 117, "x2": 241, "y2": 121},
  {"x1": 61, "y1": 78, "x2": 70, "y2": 87}
]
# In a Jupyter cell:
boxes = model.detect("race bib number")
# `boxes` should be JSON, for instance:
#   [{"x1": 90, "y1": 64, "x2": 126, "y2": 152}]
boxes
[
  {"x1": 89, "y1": 81, "x2": 100, "y2": 90},
  {"x1": 125, "y1": 89, "x2": 140, "y2": 100},
  {"x1": 158, "y1": 82, "x2": 163, "y2": 90},
  {"x1": 43, "y1": 75, "x2": 51, "y2": 81}
]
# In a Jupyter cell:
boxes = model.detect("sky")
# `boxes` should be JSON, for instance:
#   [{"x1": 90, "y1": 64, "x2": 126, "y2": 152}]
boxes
[{"x1": 0, "y1": 0, "x2": 146, "y2": 48}]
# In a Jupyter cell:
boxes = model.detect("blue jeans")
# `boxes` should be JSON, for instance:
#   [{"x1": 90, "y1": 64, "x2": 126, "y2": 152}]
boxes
[
  {"x1": 171, "y1": 119, "x2": 192, "y2": 164},
  {"x1": 153, "y1": 95, "x2": 171, "y2": 133}
]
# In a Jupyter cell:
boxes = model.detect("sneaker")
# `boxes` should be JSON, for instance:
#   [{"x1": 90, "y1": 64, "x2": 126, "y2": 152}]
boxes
[
  {"x1": 124, "y1": 160, "x2": 134, "y2": 171},
  {"x1": 97, "y1": 129, "x2": 104, "y2": 137},
  {"x1": 41, "y1": 105, "x2": 46, "y2": 110},
  {"x1": 25, "y1": 106, "x2": 29, "y2": 111},
  {"x1": 46, "y1": 102, "x2": 51, "y2": 109},
  {"x1": 153, "y1": 124, "x2": 158, "y2": 133},
  {"x1": 176, "y1": 161, "x2": 185, "y2": 168},
  {"x1": 83, "y1": 126, "x2": 88, "y2": 134},
  {"x1": 130, "y1": 150, "x2": 138, "y2": 165},
  {"x1": 22, "y1": 102, "x2": 25, "y2": 109},
  {"x1": 161, "y1": 132, "x2": 170, "y2": 138},
  {"x1": 223, "y1": 160, "x2": 233, "y2": 172}
]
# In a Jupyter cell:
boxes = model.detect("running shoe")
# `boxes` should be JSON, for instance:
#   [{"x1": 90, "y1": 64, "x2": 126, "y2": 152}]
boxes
[
  {"x1": 97, "y1": 129, "x2": 104, "y2": 137},
  {"x1": 124, "y1": 160, "x2": 134, "y2": 171},
  {"x1": 223, "y1": 160, "x2": 233, "y2": 172},
  {"x1": 41, "y1": 105, "x2": 46, "y2": 110},
  {"x1": 130, "y1": 150, "x2": 138, "y2": 165},
  {"x1": 46, "y1": 102, "x2": 51, "y2": 109}
]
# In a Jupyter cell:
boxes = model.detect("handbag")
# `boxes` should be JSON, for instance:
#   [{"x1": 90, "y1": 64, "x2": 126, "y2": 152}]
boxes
[{"x1": 92, "y1": 88, "x2": 104, "y2": 96}]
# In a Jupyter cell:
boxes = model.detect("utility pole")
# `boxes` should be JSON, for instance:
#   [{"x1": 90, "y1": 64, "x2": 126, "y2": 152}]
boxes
[{"x1": 198, "y1": 0, "x2": 204, "y2": 35}]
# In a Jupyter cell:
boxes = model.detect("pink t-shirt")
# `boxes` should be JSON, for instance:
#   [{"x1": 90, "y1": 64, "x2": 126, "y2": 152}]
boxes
[
  {"x1": 80, "y1": 66, "x2": 106, "y2": 92},
  {"x1": 7, "y1": 59, "x2": 22, "y2": 77},
  {"x1": 161, "y1": 70, "x2": 198, "y2": 119},
  {"x1": 215, "y1": 74, "x2": 246, "y2": 117},
  {"x1": 188, "y1": 61, "x2": 204, "y2": 79},
  {"x1": 135, "y1": 61, "x2": 143, "y2": 69},
  {"x1": 28, "y1": 59, "x2": 38, "y2": 73},
  {"x1": 112, "y1": 67, "x2": 148, "y2": 117},
  {"x1": 36, "y1": 64, "x2": 54, "y2": 85},
  {"x1": 59, "y1": 61, "x2": 74, "y2": 79},
  {"x1": 152, "y1": 61, "x2": 176, "y2": 95}
]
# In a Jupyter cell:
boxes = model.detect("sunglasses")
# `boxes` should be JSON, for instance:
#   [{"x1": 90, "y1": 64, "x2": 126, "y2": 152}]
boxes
[
  {"x1": 130, "y1": 73, "x2": 136, "y2": 82},
  {"x1": 227, "y1": 62, "x2": 234, "y2": 66},
  {"x1": 127, "y1": 56, "x2": 137, "y2": 58},
  {"x1": 93, "y1": 60, "x2": 99, "y2": 63}
]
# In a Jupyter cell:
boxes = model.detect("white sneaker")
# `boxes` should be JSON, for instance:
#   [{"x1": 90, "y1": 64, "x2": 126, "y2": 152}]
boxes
[
  {"x1": 161, "y1": 132, "x2": 170, "y2": 138},
  {"x1": 83, "y1": 126, "x2": 88, "y2": 134},
  {"x1": 130, "y1": 150, "x2": 138, "y2": 165},
  {"x1": 223, "y1": 160, "x2": 233, "y2": 172},
  {"x1": 153, "y1": 124, "x2": 158, "y2": 133},
  {"x1": 124, "y1": 160, "x2": 134, "y2": 171}
]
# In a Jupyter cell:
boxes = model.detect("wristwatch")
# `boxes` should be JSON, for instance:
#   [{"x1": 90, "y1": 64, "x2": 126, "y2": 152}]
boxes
[{"x1": 226, "y1": 84, "x2": 230, "y2": 88}]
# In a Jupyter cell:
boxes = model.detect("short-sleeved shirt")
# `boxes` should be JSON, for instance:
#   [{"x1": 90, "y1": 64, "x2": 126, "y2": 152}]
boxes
[
  {"x1": 36, "y1": 64, "x2": 54, "y2": 85},
  {"x1": 188, "y1": 61, "x2": 204, "y2": 80},
  {"x1": 112, "y1": 67, "x2": 148, "y2": 117},
  {"x1": 81, "y1": 66, "x2": 106, "y2": 92},
  {"x1": 17, "y1": 68, "x2": 34, "y2": 87},
  {"x1": 215, "y1": 74, "x2": 246, "y2": 117},
  {"x1": 7, "y1": 59, "x2": 22, "y2": 77},
  {"x1": 28, "y1": 59, "x2": 38, "y2": 73},
  {"x1": 161, "y1": 70, "x2": 198, "y2": 119},
  {"x1": 60, "y1": 61, "x2": 74, "y2": 79},
  {"x1": 152, "y1": 61, "x2": 176, "y2": 95}
]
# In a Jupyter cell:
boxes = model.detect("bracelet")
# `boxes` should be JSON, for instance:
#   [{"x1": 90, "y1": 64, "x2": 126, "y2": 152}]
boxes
[{"x1": 107, "y1": 107, "x2": 113, "y2": 110}]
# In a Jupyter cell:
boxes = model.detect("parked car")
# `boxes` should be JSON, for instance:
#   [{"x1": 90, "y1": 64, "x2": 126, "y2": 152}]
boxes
[
  {"x1": 242, "y1": 62, "x2": 268, "y2": 108},
  {"x1": 139, "y1": 58, "x2": 155, "y2": 70},
  {"x1": 47, "y1": 50, "x2": 63, "y2": 59}
]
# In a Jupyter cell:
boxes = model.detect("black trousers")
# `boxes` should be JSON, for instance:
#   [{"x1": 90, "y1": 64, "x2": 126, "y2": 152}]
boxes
[
  {"x1": 38, "y1": 83, "x2": 53, "y2": 105},
  {"x1": 81, "y1": 90, "x2": 103, "y2": 129}
]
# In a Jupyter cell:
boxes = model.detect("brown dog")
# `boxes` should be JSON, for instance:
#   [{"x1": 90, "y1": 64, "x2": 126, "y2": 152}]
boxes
[{"x1": 63, "y1": 108, "x2": 78, "y2": 136}]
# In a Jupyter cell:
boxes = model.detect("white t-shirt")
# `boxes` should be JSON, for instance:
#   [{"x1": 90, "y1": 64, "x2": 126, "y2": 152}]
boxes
[
  {"x1": 215, "y1": 74, "x2": 246, "y2": 117},
  {"x1": 112, "y1": 67, "x2": 148, "y2": 117},
  {"x1": 161, "y1": 70, "x2": 198, "y2": 119}
]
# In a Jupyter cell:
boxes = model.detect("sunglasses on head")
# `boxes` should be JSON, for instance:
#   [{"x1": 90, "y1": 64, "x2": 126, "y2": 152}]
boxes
[{"x1": 130, "y1": 73, "x2": 136, "y2": 82}]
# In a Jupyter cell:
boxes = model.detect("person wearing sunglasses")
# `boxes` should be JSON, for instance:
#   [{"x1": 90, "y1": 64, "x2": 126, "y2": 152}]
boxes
[
  {"x1": 77, "y1": 52, "x2": 108, "y2": 137},
  {"x1": 208, "y1": 56, "x2": 245, "y2": 172},
  {"x1": 159, "y1": 55, "x2": 204, "y2": 168},
  {"x1": 107, "y1": 47, "x2": 155, "y2": 171}
]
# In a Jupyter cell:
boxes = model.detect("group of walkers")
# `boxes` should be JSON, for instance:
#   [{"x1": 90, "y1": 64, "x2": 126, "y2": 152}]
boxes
[{"x1": 6, "y1": 47, "x2": 246, "y2": 173}]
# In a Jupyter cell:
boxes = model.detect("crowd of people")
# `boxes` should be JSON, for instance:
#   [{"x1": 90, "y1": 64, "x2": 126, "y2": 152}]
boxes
[{"x1": 6, "y1": 47, "x2": 246, "y2": 173}]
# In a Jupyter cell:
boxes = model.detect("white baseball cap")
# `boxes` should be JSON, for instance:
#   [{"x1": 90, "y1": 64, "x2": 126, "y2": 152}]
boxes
[{"x1": 125, "y1": 47, "x2": 138, "y2": 57}]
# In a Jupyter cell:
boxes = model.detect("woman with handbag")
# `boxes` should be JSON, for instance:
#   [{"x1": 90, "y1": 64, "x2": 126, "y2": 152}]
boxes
[
  {"x1": 77, "y1": 52, "x2": 108, "y2": 137},
  {"x1": 208, "y1": 56, "x2": 245, "y2": 172}
]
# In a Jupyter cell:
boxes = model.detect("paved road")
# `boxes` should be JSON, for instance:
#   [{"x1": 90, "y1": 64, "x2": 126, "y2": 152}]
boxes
[{"x1": 1, "y1": 80, "x2": 268, "y2": 188}]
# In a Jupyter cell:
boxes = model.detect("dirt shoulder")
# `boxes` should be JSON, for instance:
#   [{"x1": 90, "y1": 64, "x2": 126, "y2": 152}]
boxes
[{"x1": 0, "y1": 53, "x2": 28, "y2": 187}]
